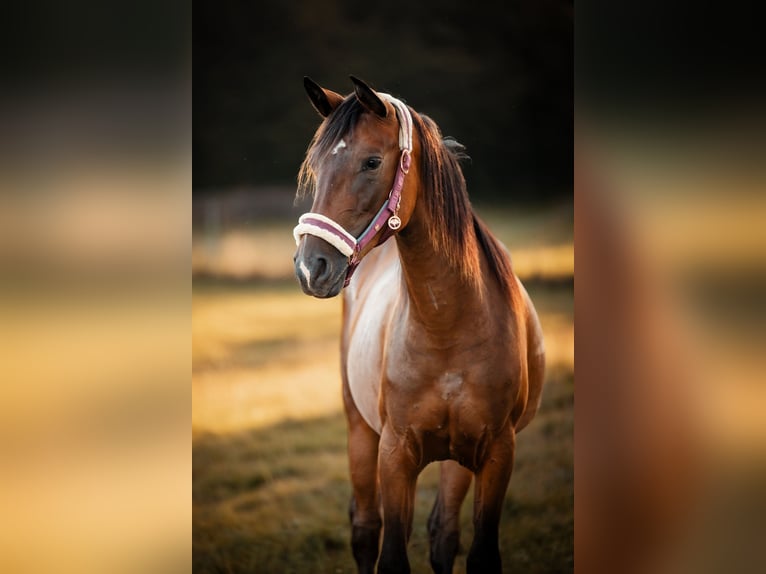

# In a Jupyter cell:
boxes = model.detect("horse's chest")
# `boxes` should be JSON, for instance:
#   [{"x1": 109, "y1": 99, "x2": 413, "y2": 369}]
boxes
[
  {"x1": 385, "y1": 367, "x2": 511, "y2": 468},
  {"x1": 344, "y1": 265, "x2": 400, "y2": 435}
]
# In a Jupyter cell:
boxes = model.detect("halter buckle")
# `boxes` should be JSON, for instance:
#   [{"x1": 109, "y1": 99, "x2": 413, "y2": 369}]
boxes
[
  {"x1": 387, "y1": 215, "x2": 402, "y2": 230},
  {"x1": 400, "y1": 149, "x2": 411, "y2": 174}
]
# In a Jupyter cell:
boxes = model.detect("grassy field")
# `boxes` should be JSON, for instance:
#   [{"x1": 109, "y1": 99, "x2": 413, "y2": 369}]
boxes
[
  {"x1": 192, "y1": 204, "x2": 574, "y2": 282},
  {"x1": 193, "y1": 205, "x2": 573, "y2": 573}
]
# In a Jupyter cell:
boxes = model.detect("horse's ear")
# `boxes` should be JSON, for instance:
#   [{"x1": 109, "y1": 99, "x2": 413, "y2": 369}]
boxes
[
  {"x1": 304, "y1": 76, "x2": 343, "y2": 118},
  {"x1": 350, "y1": 75, "x2": 387, "y2": 117}
]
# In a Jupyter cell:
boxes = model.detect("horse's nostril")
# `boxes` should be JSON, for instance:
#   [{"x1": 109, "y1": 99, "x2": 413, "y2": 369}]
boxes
[{"x1": 315, "y1": 255, "x2": 329, "y2": 280}]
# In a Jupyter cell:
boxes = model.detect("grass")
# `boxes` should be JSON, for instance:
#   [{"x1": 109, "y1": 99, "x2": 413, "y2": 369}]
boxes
[{"x1": 192, "y1": 274, "x2": 573, "y2": 573}]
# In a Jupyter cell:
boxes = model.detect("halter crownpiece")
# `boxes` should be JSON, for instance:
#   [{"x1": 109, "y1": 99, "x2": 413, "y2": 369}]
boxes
[{"x1": 293, "y1": 93, "x2": 413, "y2": 286}]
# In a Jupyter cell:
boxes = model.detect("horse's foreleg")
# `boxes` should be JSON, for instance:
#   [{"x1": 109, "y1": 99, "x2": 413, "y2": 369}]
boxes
[
  {"x1": 427, "y1": 460, "x2": 472, "y2": 574},
  {"x1": 466, "y1": 426, "x2": 515, "y2": 574},
  {"x1": 377, "y1": 425, "x2": 419, "y2": 574},
  {"x1": 344, "y1": 397, "x2": 382, "y2": 574}
]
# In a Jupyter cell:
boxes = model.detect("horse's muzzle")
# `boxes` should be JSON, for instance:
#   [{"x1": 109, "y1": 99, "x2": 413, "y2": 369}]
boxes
[{"x1": 293, "y1": 237, "x2": 349, "y2": 298}]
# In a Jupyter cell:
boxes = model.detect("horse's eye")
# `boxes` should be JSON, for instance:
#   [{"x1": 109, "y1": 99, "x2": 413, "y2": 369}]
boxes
[{"x1": 362, "y1": 157, "x2": 381, "y2": 171}]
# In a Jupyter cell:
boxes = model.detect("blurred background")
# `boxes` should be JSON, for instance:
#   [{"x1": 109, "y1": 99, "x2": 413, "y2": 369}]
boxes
[
  {"x1": 577, "y1": 3, "x2": 766, "y2": 573},
  {"x1": 192, "y1": 0, "x2": 573, "y2": 572},
  {"x1": 0, "y1": 1, "x2": 190, "y2": 573}
]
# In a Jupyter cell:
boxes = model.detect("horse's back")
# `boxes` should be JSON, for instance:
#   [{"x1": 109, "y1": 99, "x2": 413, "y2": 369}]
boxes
[{"x1": 342, "y1": 240, "x2": 402, "y2": 434}]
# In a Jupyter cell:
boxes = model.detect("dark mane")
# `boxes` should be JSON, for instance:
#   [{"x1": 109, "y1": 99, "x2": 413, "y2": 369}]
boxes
[
  {"x1": 297, "y1": 96, "x2": 361, "y2": 198},
  {"x1": 412, "y1": 112, "x2": 514, "y2": 296},
  {"x1": 297, "y1": 97, "x2": 514, "y2": 297}
]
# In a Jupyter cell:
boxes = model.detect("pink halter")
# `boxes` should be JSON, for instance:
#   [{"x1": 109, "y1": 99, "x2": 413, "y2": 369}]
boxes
[{"x1": 293, "y1": 94, "x2": 413, "y2": 287}]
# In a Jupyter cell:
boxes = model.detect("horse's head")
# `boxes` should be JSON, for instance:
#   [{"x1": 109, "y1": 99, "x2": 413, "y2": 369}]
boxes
[{"x1": 293, "y1": 76, "x2": 418, "y2": 298}]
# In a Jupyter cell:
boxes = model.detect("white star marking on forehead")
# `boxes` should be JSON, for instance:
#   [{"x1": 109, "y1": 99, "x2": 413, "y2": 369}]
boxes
[{"x1": 331, "y1": 139, "x2": 347, "y2": 155}]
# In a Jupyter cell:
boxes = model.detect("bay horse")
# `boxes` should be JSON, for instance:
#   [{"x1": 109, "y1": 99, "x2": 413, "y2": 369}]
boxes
[{"x1": 293, "y1": 76, "x2": 545, "y2": 574}]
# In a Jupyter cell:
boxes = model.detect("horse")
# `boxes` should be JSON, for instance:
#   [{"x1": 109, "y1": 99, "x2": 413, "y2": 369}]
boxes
[{"x1": 292, "y1": 76, "x2": 545, "y2": 574}]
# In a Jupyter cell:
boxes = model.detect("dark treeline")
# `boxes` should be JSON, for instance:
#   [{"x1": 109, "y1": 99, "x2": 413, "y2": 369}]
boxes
[{"x1": 194, "y1": 0, "x2": 572, "y2": 204}]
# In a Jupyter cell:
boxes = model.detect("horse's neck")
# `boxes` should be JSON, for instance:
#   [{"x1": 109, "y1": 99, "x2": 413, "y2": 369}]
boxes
[{"x1": 394, "y1": 205, "x2": 487, "y2": 339}]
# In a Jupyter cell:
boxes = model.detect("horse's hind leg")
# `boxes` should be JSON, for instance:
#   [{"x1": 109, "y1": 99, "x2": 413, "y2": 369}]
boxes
[
  {"x1": 343, "y1": 386, "x2": 381, "y2": 573},
  {"x1": 466, "y1": 427, "x2": 515, "y2": 574},
  {"x1": 427, "y1": 460, "x2": 472, "y2": 574}
]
